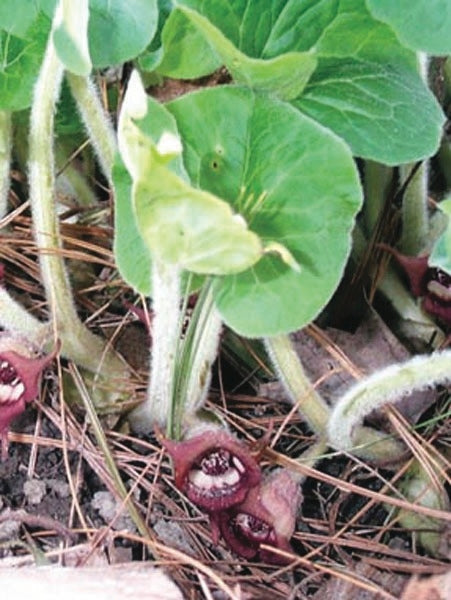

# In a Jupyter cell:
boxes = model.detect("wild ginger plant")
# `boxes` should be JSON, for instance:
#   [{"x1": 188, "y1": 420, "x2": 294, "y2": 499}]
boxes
[
  {"x1": 0, "y1": 0, "x2": 449, "y2": 564},
  {"x1": 112, "y1": 1, "x2": 451, "y2": 560}
]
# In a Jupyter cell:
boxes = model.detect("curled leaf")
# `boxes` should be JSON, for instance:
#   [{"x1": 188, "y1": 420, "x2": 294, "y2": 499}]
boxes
[{"x1": 117, "y1": 70, "x2": 297, "y2": 277}]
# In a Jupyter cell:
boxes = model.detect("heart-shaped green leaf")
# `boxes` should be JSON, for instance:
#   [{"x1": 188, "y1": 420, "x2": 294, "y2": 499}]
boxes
[
  {"x1": 294, "y1": 2, "x2": 445, "y2": 164},
  {"x1": 117, "y1": 72, "x2": 273, "y2": 277},
  {"x1": 167, "y1": 86, "x2": 363, "y2": 336}
]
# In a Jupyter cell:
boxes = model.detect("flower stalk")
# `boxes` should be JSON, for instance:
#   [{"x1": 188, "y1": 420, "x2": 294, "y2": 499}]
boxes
[
  {"x1": 264, "y1": 334, "x2": 330, "y2": 435},
  {"x1": 0, "y1": 110, "x2": 12, "y2": 220},
  {"x1": 400, "y1": 54, "x2": 430, "y2": 255},
  {"x1": 328, "y1": 350, "x2": 451, "y2": 462},
  {"x1": 28, "y1": 1, "x2": 128, "y2": 381},
  {"x1": 129, "y1": 260, "x2": 182, "y2": 433},
  {"x1": 67, "y1": 73, "x2": 117, "y2": 183}
]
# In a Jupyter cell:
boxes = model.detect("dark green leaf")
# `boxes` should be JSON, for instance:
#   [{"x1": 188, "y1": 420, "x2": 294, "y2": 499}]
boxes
[{"x1": 0, "y1": 13, "x2": 50, "y2": 111}]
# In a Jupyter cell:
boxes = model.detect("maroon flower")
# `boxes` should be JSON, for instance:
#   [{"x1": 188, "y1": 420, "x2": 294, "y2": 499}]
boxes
[
  {"x1": 0, "y1": 335, "x2": 58, "y2": 459},
  {"x1": 161, "y1": 429, "x2": 261, "y2": 512},
  {"x1": 214, "y1": 469, "x2": 301, "y2": 564},
  {"x1": 380, "y1": 244, "x2": 451, "y2": 328}
]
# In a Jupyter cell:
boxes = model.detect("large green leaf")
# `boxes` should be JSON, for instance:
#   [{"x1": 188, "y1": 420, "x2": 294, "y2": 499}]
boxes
[
  {"x1": 158, "y1": 0, "x2": 331, "y2": 92},
  {"x1": 163, "y1": 0, "x2": 444, "y2": 164},
  {"x1": 366, "y1": 0, "x2": 451, "y2": 55},
  {"x1": 88, "y1": 0, "x2": 158, "y2": 67},
  {"x1": 175, "y1": 0, "x2": 340, "y2": 58},
  {"x1": 170, "y1": 5, "x2": 316, "y2": 100},
  {"x1": 167, "y1": 86, "x2": 362, "y2": 337},
  {"x1": 295, "y1": 58, "x2": 444, "y2": 165},
  {"x1": 0, "y1": 12, "x2": 50, "y2": 111},
  {"x1": 294, "y1": 1, "x2": 445, "y2": 164}
]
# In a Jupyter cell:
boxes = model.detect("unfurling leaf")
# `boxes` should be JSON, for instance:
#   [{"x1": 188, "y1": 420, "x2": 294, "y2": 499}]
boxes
[{"x1": 117, "y1": 70, "x2": 297, "y2": 277}]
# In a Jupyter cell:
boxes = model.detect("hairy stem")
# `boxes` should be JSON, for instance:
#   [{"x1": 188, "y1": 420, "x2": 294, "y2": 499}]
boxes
[
  {"x1": 400, "y1": 161, "x2": 429, "y2": 255},
  {"x1": 67, "y1": 73, "x2": 117, "y2": 182},
  {"x1": 28, "y1": 6, "x2": 127, "y2": 380},
  {"x1": 328, "y1": 350, "x2": 451, "y2": 461},
  {"x1": 0, "y1": 110, "x2": 12, "y2": 219},
  {"x1": 264, "y1": 334, "x2": 330, "y2": 435},
  {"x1": 129, "y1": 260, "x2": 182, "y2": 433}
]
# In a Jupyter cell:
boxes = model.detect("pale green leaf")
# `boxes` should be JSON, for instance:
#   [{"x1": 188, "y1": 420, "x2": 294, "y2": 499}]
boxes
[
  {"x1": 0, "y1": 0, "x2": 40, "y2": 37},
  {"x1": 366, "y1": 0, "x2": 451, "y2": 55},
  {"x1": 113, "y1": 85, "x2": 186, "y2": 295},
  {"x1": 134, "y1": 175, "x2": 264, "y2": 274},
  {"x1": 53, "y1": 0, "x2": 91, "y2": 76}
]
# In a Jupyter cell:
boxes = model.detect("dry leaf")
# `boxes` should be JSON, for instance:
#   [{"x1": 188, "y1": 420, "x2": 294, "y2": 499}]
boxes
[{"x1": 401, "y1": 571, "x2": 451, "y2": 600}]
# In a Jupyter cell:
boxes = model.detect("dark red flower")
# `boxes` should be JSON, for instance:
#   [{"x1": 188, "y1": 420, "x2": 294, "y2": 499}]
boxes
[
  {"x1": 161, "y1": 429, "x2": 261, "y2": 512},
  {"x1": 380, "y1": 244, "x2": 451, "y2": 328},
  {"x1": 0, "y1": 335, "x2": 59, "y2": 459},
  {"x1": 214, "y1": 469, "x2": 301, "y2": 564}
]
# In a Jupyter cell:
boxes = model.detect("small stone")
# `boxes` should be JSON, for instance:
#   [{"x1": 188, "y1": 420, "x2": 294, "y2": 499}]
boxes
[{"x1": 23, "y1": 479, "x2": 46, "y2": 505}]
